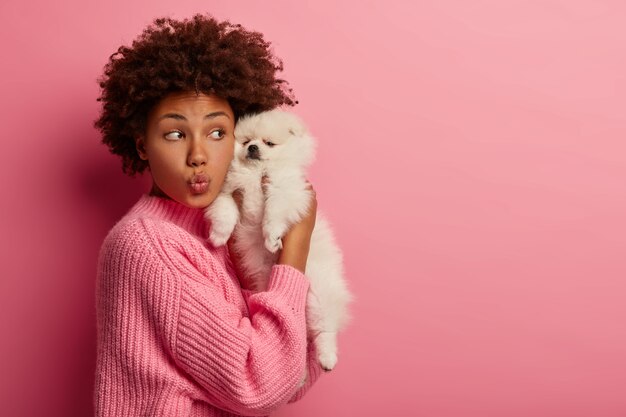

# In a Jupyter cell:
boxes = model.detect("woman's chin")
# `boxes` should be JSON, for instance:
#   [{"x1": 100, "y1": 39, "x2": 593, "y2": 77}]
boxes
[{"x1": 181, "y1": 191, "x2": 217, "y2": 209}]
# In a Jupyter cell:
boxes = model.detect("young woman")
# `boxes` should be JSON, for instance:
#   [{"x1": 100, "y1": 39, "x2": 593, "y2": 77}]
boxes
[{"x1": 94, "y1": 14, "x2": 324, "y2": 416}]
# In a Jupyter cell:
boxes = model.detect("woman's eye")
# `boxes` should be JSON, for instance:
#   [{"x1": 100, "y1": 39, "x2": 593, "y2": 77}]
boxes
[
  {"x1": 164, "y1": 131, "x2": 184, "y2": 140},
  {"x1": 210, "y1": 129, "x2": 225, "y2": 140}
]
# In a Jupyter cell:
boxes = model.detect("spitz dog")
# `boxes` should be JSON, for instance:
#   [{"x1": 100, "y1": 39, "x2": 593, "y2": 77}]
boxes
[{"x1": 205, "y1": 109, "x2": 353, "y2": 371}]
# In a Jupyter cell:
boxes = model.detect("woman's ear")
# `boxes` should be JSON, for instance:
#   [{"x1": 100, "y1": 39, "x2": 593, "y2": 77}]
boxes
[{"x1": 135, "y1": 135, "x2": 148, "y2": 160}]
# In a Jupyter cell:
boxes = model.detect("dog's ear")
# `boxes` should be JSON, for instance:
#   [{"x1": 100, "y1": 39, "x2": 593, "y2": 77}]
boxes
[{"x1": 286, "y1": 116, "x2": 307, "y2": 138}]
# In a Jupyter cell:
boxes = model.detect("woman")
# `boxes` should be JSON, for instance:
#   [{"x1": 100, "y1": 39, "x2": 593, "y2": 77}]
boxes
[{"x1": 94, "y1": 14, "x2": 324, "y2": 416}]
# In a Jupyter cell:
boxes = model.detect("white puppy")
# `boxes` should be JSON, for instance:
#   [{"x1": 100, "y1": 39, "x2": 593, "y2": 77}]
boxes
[{"x1": 205, "y1": 109, "x2": 353, "y2": 371}]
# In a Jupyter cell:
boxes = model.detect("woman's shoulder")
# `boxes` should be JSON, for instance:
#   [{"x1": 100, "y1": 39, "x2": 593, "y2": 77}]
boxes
[
  {"x1": 97, "y1": 193, "x2": 232, "y2": 281},
  {"x1": 97, "y1": 215, "x2": 161, "y2": 269},
  {"x1": 97, "y1": 205, "x2": 241, "y2": 307},
  {"x1": 99, "y1": 213, "x2": 197, "y2": 261}
]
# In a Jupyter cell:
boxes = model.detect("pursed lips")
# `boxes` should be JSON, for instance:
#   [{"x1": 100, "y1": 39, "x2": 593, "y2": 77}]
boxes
[
  {"x1": 188, "y1": 173, "x2": 210, "y2": 194},
  {"x1": 189, "y1": 173, "x2": 209, "y2": 184}
]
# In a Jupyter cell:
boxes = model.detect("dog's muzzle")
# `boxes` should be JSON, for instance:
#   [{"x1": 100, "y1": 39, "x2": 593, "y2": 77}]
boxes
[{"x1": 247, "y1": 144, "x2": 260, "y2": 160}]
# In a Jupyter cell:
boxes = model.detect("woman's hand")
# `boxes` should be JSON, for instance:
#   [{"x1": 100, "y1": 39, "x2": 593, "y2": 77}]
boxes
[{"x1": 277, "y1": 181, "x2": 317, "y2": 273}]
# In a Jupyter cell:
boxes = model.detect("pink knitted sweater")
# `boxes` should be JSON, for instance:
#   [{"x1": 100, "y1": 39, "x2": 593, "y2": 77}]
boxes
[{"x1": 94, "y1": 193, "x2": 323, "y2": 416}]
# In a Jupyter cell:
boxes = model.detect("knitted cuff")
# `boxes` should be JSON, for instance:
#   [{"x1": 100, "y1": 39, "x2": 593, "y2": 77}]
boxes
[{"x1": 266, "y1": 264, "x2": 310, "y2": 311}]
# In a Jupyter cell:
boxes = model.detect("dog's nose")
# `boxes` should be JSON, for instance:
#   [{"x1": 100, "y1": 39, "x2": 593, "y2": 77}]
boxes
[{"x1": 246, "y1": 144, "x2": 260, "y2": 160}]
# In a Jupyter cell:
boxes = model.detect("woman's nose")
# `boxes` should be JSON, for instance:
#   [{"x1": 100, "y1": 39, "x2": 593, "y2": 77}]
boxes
[{"x1": 187, "y1": 138, "x2": 207, "y2": 167}]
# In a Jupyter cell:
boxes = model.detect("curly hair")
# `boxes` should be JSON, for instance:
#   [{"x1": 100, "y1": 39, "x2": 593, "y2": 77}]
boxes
[{"x1": 94, "y1": 14, "x2": 297, "y2": 177}]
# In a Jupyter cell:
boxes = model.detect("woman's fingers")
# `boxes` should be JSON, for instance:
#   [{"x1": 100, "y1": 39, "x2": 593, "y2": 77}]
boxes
[
  {"x1": 305, "y1": 179, "x2": 315, "y2": 193},
  {"x1": 305, "y1": 179, "x2": 317, "y2": 205}
]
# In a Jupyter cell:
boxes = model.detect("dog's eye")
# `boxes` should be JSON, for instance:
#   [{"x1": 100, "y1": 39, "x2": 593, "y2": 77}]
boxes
[{"x1": 264, "y1": 141, "x2": 275, "y2": 147}]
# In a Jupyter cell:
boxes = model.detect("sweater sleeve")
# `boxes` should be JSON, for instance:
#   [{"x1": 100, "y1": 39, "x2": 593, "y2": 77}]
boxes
[
  {"x1": 240, "y1": 289, "x2": 326, "y2": 403},
  {"x1": 287, "y1": 337, "x2": 325, "y2": 403},
  {"x1": 141, "y1": 220, "x2": 311, "y2": 416}
]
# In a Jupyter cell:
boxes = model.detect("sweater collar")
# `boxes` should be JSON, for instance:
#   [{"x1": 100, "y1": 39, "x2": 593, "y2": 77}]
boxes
[{"x1": 130, "y1": 193, "x2": 210, "y2": 239}]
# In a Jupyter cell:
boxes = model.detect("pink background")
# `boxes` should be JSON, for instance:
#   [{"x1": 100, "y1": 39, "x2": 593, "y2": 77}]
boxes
[{"x1": 1, "y1": 0, "x2": 625, "y2": 416}]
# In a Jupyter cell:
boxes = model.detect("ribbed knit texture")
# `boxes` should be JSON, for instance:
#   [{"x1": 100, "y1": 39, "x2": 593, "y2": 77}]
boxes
[{"x1": 94, "y1": 193, "x2": 323, "y2": 417}]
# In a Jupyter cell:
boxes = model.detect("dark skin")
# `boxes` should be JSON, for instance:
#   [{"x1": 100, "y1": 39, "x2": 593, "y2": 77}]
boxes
[{"x1": 227, "y1": 177, "x2": 317, "y2": 290}]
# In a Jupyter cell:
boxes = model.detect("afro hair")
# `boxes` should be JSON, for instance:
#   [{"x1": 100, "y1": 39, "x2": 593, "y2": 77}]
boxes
[{"x1": 94, "y1": 14, "x2": 297, "y2": 176}]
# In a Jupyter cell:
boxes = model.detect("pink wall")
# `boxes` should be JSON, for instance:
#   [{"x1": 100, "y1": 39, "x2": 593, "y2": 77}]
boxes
[{"x1": 1, "y1": 0, "x2": 625, "y2": 416}]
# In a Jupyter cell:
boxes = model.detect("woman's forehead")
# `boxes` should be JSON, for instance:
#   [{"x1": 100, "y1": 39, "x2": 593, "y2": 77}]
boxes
[{"x1": 150, "y1": 91, "x2": 234, "y2": 121}]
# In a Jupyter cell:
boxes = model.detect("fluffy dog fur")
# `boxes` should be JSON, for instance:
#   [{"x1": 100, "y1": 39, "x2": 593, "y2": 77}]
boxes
[{"x1": 205, "y1": 109, "x2": 353, "y2": 371}]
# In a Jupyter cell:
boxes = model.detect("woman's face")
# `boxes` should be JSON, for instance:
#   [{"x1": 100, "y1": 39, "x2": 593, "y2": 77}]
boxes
[{"x1": 135, "y1": 91, "x2": 235, "y2": 209}]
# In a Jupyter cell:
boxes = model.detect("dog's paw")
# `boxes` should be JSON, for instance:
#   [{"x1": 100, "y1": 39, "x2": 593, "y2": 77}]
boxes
[
  {"x1": 264, "y1": 235, "x2": 283, "y2": 253},
  {"x1": 318, "y1": 350, "x2": 337, "y2": 372},
  {"x1": 209, "y1": 229, "x2": 231, "y2": 247}
]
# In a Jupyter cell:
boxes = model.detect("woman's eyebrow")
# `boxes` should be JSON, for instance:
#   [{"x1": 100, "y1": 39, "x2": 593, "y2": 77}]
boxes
[
  {"x1": 158, "y1": 112, "x2": 231, "y2": 121},
  {"x1": 158, "y1": 113, "x2": 186, "y2": 121},
  {"x1": 204, "y1": 111, "x2": 230, "y2": 120}
]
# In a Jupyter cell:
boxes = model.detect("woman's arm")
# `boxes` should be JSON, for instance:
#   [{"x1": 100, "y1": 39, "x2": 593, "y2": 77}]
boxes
[
  {"x1": 276, "y1": 182, "x2": 317, "y2": 273},
  {"x1": 172, "y1": 262, "x2": 310, "y2": 416},
  {"x1": 287, "y1": 337, "x2": 325, "y2": 403},
  {"x1": 110, "y1": 218, "x2": 313, "y2": 417},
  {"x1": 232, "y1": 180, "x2": 325, "y2": 403}
]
